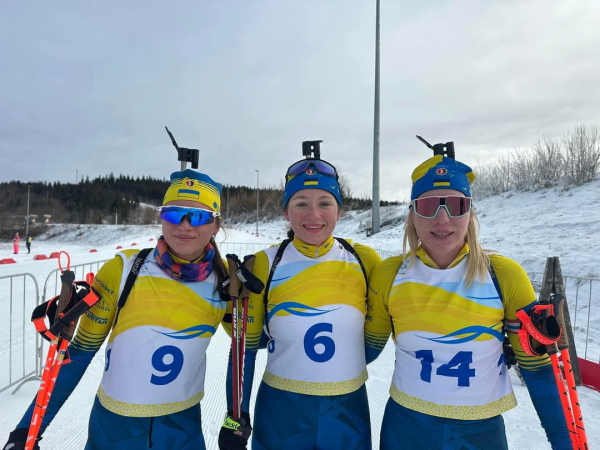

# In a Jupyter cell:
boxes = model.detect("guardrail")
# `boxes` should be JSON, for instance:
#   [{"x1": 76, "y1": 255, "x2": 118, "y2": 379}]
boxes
[
  {"x1": 529, "y1": 272, "x2": 599, "y2": 363},
  {"x1": 0, "y1": 273, "x2": 39, "y2": 393}
]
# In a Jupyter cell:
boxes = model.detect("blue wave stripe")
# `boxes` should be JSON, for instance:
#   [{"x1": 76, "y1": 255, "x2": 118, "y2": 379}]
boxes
[
  {"x1": 154, "y1": 324, "x2": 217, "y2": 339},
  {"x1": 267, "y1": 301, "x2": 338, "y2": 320},
  {"x1": 419, "y1": 323, "x2": 504, "y2": 344}
]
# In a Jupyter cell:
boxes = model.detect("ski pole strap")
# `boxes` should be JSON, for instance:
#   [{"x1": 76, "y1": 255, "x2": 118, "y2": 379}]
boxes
[
  {"x1": 262, "y1": 239, "x2": 292, "y2": 338},
  {"x1": 225, "y1": 254, "x2": 242, "y2": 300},
  {"x1": 335, "y1": 237, "x2": 368, "y2": 299},
  {"x1": 515, "y1": 304, "x2": 562, "y2": 356},
  {"x1": 239, "y1": 255, "x2": 264, "y2": 295},
  {"x1": 32, "y1": 281, "x2": 101, "y2": 342}
]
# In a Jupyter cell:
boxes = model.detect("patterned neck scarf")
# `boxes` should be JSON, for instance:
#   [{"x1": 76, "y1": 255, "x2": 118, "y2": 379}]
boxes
[{"x1": 154, "y1": 236, "x2": 215, "y2": 282}]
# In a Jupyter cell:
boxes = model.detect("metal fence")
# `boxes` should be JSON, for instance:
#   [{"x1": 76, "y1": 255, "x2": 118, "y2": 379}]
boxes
[
  {"x1": 0, "y1": 273, "x2": 39, "y2": 393},
  {"x1": 529, "y1": 272, "x2": 600, "y2": 363}
]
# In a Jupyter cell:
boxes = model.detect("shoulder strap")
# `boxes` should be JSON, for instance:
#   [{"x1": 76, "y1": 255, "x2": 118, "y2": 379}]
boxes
[
  {"x1": 335, "y1": 237, "x2": 368, "y2": 297},
  {"x1": 113, "y1": 247, "x2": 153, "y2": 327},
  {"x1": 262, "y1": 239, "x2": 292, "y2": 337},
  {"x1": 488, "y1": 261, "x2": 504, "y2": 306}
]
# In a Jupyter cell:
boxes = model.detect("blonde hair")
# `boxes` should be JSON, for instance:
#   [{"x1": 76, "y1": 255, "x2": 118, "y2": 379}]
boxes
[{"x1": 402, "y1": 208, "x2": 490, "y2": 286}]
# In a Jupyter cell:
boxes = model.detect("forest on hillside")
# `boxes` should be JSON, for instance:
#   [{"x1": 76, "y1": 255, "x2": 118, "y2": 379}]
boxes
[{"x1": 0, "y1": 173, "x2": 396, "y2": 239}]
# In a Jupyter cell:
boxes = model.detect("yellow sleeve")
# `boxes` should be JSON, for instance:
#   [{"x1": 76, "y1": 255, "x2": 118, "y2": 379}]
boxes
[
  {"x1": 71, "y1": 255, "x2": 123, "y2": 352},
  {"x1": 221, "y1": 252, "x2": 269, "y2": 351},
  {"x1": 365, "y1": 256, "x2": 402, "y2": 353},
  {"x1": 353, "y1": 242, "x2": 383, "y2": 278},
  {"x1": 490, "y1": 254, "x2": 552, "y2": 371},
  {"x1": 245, "y1": 250, "x2": 269, "y2": 351}
]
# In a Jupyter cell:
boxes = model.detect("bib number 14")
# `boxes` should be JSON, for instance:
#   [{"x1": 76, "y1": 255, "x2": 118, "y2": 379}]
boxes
[{"x1": 415, "y1": 350, "x2": 475, "y2": 387}]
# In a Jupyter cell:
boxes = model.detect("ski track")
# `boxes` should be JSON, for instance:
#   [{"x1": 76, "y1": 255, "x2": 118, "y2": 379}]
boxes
[{"x1": 1, "y1": 179, "x2": 600, "y2": 449}]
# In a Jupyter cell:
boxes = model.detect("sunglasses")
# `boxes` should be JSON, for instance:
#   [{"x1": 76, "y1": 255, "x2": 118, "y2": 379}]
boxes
[
  {"x1": 158, "y1": 206, "x2": 220, "y2": 226},
  {"x1": 285, "y1": 159, "x2": 338, "y2": 180},
  {"x1": 411, "y1": 196, "x2": 472, "y2": 219}
]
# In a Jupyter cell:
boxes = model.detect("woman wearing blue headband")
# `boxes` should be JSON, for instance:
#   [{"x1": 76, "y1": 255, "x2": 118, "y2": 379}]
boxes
[
  {"x1": 365, "y1": 155, "x2": 571, "y2": 449},
  {"x1": 4, "y1": 169, "x2": 230, "y2": 450},
  {"x1": 218, "y1": 147, "x2": 381, "y2": 450}
]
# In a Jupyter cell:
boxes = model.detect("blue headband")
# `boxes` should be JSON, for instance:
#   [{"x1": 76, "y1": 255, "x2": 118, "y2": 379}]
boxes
[
  {"x1": 283, "y1": 169, "x2": 342, "y2": 207},
  {"x1": 411, "y1": 155, "x2": 475, "y2": 200}
]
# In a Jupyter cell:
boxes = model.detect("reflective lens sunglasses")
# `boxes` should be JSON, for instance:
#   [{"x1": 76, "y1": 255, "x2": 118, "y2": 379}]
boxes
[
  {"x1": 285, "y1": 159, "x2": 338, "y2": 180},
  {"x1": 158, "y1": 206, "x2": 220, "y2": 226},
  {"x1": 411, "y1": 196, "x2": 472, "y2": 219}
]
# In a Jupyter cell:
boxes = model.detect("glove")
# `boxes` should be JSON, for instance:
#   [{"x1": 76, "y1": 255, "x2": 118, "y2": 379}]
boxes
[
  {"x1": 3, "y1": 429, "x2": 41, "y2": 450},
  {"x1": 502, "y1": 336, "x2": 517, "y2": 370},
  {"x1": 218, "y1": 411, "x2": 251, "y2": 450}
]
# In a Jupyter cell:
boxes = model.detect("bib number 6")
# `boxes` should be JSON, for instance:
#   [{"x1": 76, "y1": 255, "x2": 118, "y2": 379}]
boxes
[{"x1": 304, "y1": 323, "x2": 335, "y2": 363}]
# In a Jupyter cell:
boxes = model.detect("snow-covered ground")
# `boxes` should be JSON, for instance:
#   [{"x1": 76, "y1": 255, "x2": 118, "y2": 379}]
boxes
[{"x1": 1, "y1": 179, "x2": 599, "y2": 449}]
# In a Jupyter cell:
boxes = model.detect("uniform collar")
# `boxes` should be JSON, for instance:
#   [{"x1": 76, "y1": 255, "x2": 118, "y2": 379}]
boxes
[
  {"x1": 292, "y1": 235, "x2": 335, "y2": 258},
  {"x1": 416, "y1": 243, "x2": 470, "y2": 269}
]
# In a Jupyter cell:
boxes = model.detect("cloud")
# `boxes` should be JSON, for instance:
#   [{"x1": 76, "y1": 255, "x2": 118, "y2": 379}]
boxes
[{"x1": 1, "y1": 1, "x2": 599, "y2": 202}]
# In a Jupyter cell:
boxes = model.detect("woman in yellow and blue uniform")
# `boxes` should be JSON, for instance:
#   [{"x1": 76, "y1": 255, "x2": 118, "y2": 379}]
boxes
[
  {"x1": 4, "y1": 169, "x2": 229, "y2": 450},
  {"x1": 365, "y1": 155, "x2": 571, "y2": 449},
  {"x1": 218, "y1": 149, "x2": 381, "y2": 450}
]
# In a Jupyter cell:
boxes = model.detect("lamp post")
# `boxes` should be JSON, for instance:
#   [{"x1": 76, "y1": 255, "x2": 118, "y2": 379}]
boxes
[
  {"x1": 255, "y1": 170, "x2": 260, "y2": 235},
  {"x1": 25, "y1": 185, "x2": 30, "y2": 236},
  {"x1": 371, "y1": 0, "x2": 381, "y2": 235}
]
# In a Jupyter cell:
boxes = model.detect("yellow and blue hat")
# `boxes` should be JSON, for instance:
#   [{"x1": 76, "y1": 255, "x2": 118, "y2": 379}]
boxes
[
  {"x1": 283, "y1": 159, "x2": 342, "y2": 207},
  {"x1": 411, "y1": 155, "x2": 475, "y2": 200},
  {"x1": 163, "y1": 169, "x2": 222, "y2": 212}
]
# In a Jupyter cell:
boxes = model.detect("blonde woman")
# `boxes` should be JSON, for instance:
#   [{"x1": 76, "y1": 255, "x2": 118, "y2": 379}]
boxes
[{"x1": 365, "y1": 155, "x2": 570, "y2": 449}]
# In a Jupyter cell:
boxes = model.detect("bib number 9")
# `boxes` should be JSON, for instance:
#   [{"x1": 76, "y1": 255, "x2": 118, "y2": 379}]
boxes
[
  {"x1": 151, "y1": 345, "x2": 184, "y2": 385},
  {"x1": 304, "y1": 323, "x2": 335, "y2": 363}
]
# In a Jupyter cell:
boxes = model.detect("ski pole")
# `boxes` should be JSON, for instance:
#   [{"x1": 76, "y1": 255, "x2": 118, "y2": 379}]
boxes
[
  {"x1": 235, "y1": 256, "x2": 257, "y2": 420},
  {"x1": 551, "y1": 294, "x2": 588, "y2": 449},
  {"x1": 26, "y1": 253, "x2": 100, "y2": 450},
  {"x1": 225, "y1": 254, "x2": 264, "y2": 420},
  {"x1": 226, "y1": 255, "x2": 242, "y2": 420},
  {"x1": 547, "y1": 345, "x2": 579, "y2": 450}
]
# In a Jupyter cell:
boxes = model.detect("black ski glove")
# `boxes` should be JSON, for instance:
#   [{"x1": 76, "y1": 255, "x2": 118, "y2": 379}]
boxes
[
  {"x1": 218, "y1": 411, "x2": 251, "y2": 450},
  {"x1": 2, "y1": 428, "x2": 41, "y2": 450},
  {"x1": 502, "y1": 336, "x2": 517, "y2": 370}
]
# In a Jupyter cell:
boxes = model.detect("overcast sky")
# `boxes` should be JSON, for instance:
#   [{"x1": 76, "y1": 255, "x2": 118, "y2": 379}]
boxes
[{"x1": 1, "y1": 1, "x2": 599, "y2": 202}]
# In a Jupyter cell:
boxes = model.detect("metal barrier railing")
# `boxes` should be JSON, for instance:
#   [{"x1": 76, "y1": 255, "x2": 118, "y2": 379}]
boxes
[
  {"x1": 0, "y1": 273, "x2": 39, "y2": 393},
  {"x1": 529, "y1": 272, "x2": 599, "y2": 363}
]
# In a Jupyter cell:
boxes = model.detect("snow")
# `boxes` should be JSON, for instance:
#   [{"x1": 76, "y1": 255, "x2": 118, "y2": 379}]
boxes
[{"x1": 1, "y1": 180, "x2": 600, "y2": 449}]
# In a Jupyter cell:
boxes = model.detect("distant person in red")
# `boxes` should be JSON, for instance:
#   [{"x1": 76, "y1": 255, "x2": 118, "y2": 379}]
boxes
[{"x1": 12, "y1": 232, "x2": 20, "y2": 254}]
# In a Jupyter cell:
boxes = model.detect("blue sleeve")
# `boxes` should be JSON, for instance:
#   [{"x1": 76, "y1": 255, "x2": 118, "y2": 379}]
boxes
[
  {"x1": 16, "y1": 345, "x2": 97, "y2": 433},
  {"x1": 226, "y1": 347, "x2": 258, "y2": 415},
  {"x1": 365, "y1": 344, "x2": 384, "y2": 365},
  {"x1": 520, "y1": 365, "x2": 572, "y2": 450}
]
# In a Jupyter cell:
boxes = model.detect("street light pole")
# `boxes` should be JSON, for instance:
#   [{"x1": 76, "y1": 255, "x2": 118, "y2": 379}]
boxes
[
  {"x1": 255, "y1": 170, "x2": 260, "y2": 235},
  {"x1": 226, "y1": 185, "x2": 229, "y2": 222},
  {"x1": 372, "y1": 0, "x2": 381, "y2": 235},
  {"x1": 25, "y1": 185, "x2": 30, "y2": 236}
]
